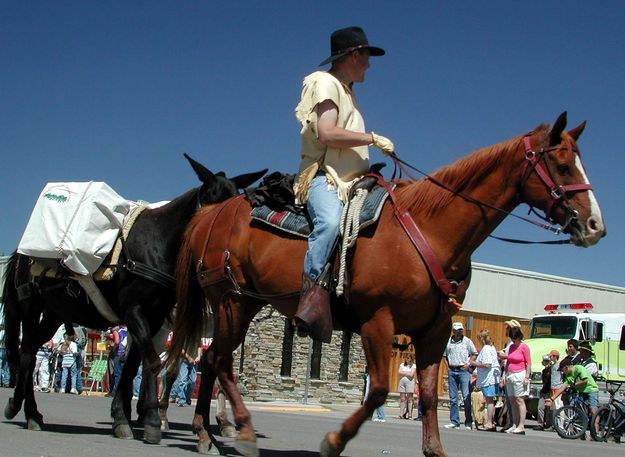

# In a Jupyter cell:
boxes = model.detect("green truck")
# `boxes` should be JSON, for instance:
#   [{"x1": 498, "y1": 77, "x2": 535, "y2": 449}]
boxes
[{"x1": 524, "y1": 303, "x2": 625, "y2": 415}]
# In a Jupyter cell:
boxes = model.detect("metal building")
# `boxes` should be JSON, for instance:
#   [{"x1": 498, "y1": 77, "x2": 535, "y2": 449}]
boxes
[{"x1": 462, "y1": 262, "x2": 625, "y2": 319}]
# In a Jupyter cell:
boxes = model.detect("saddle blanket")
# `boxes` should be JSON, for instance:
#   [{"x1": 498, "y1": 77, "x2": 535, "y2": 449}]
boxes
[
  {"x1": 250, "y1": 184, "x2": 392, "y2": 238},
  {"x1": 18, "y1": 182, "x2": 136, "y2": 276}
]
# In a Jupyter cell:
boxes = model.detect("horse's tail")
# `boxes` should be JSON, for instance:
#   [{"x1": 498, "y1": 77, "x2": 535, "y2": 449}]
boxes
[
  {"x1": 2, "y1": 252, "x2": 22, "y2": 373},
  {"x1": 167, "y1": 214, "x2": 209, "y2": 371}
]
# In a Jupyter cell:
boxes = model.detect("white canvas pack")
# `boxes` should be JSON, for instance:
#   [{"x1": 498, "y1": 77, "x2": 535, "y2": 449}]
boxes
[{"x1": 18, "y1": 182, "x2": 134, "y2": 276}]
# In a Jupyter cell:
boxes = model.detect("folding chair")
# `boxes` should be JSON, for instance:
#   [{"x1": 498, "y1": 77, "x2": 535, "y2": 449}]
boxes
[{"x1": 86, "y1": 359, "x2": 108, "y2": 394}]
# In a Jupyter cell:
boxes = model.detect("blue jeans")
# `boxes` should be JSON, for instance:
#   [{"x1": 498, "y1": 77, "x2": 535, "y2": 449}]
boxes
[
  {"x1": 171, "y1": 361, "x2": 197, "y2": 405},
  {"x1": 448, "y1": 368, "x2": 472, "y2": 426},
  {"x1": 0, "y1": 348, "x2": 10, "y2": 386},
  {"x1": 304, "y1": 174, "x2": 344, "y2": 280},
  {"x1": 375, "y1": 405, "x2": 385, "y2": 420},
  {"x1": 133, "y1": 363, "x2": 143, "y2": 398},
  {"x1": 61, "y1": 363, "x2": 78, "y2": 392},
  {"x1": 75, "y1": 353, "x2": 83, "y2": 392},
  {"x1": 111, "y1": 354, "x2": 125, "y2": 394}
]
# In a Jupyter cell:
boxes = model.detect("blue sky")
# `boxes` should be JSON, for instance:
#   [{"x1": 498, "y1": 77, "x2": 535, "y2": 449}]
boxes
[{"x1": 1, "y1": 1, "x2": 624, "y2": 288}]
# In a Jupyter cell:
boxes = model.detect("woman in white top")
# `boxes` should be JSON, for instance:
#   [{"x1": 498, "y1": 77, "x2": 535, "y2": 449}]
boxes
[
  {"x1": 397, "y1": 353, "x2": 417, "y2": 419},
  {"x1": 470, "y1": 329, "x2": 500, "y2": 431}
]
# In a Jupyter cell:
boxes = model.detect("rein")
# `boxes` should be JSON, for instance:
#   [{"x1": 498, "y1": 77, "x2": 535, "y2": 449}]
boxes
[
  {"x1": 370, "y1": 175, "x2": 469, "y2": 306},
  {"x1": 387, "y1": 134, "x2": 590, "y2": 243}
]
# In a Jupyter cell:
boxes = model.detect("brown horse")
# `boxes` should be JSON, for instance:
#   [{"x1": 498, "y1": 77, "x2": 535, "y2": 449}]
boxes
[{"x1": 171, "y1": 113, "x2": 605, "y2": 456}]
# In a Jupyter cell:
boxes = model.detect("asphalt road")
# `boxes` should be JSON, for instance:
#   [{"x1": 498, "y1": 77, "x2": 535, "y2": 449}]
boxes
[{"x1": 0, "y1": 387, "x2": 623, "y2": 457}]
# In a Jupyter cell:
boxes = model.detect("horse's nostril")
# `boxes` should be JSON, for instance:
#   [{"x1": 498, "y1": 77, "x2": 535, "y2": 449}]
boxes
[{"x1": 587, "y1": 217, "x2": 603, "y2": 234}]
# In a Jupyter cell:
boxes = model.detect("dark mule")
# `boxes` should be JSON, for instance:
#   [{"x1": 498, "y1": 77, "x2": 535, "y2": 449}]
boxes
[
  {"x1": 170, "y1": 113, "x2": 606, "y2": 456},
  {"x1": 1, "y1": 154, "x2": 266, "y2": 444}
]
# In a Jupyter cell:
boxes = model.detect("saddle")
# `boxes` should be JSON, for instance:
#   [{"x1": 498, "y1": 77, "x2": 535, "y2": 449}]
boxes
[{"x1": 248, "y1": 172, "x2": 392, "y2": 238}]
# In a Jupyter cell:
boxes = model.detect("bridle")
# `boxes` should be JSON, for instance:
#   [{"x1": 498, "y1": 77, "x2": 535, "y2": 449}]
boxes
[
  {"x1": 389, "y1": 132, "x2": 592, "y2": 239},
  {"x1": 520, "y1": 135, "x2": 592, "y2": 233}
]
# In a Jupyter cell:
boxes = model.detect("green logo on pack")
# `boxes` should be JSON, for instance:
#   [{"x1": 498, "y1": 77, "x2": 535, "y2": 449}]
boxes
[{"x1": 43, "y1": 192, "x2": 68, "y2": 203}]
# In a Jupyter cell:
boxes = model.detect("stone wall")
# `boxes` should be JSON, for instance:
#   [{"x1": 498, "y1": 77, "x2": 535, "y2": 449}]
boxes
[{"x1": 233, "y1": 306, "x2": 367, "y2": 404}]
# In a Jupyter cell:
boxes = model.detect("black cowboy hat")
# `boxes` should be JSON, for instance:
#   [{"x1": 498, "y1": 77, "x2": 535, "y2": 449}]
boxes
[
  {"x1": 319, "y1": 26, "x2": 385, "y2": 66},
  {"x1": 579, "y1": 340, "x2": 595, "y2": 355}
]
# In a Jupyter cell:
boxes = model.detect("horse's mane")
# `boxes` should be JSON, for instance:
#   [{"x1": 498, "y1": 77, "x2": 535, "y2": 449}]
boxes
[{"x1": 395, "y1": 124, "x2": 550, "y2": 216}]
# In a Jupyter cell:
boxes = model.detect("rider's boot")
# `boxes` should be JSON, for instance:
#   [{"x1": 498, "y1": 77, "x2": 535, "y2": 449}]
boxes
[{"x1": 293, "y1": 273, "x2": 332, "y2": 343}]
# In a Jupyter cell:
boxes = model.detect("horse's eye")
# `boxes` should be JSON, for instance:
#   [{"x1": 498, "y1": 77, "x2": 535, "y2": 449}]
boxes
[{"x1": 557, "y1": 164, "x2": 571, "y2": 176}]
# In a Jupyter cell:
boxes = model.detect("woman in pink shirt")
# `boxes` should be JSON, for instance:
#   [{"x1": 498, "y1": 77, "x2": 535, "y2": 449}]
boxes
[{"x1": 500, "y1": 327, "x2": 531, "y2": 434}]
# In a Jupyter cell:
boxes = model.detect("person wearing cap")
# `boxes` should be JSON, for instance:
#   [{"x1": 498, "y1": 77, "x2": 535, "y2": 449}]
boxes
[
  {"x1": 292, "y1": 26, "x2": 395, "y2": 343},
  {"x1": 550, "y1": 363, "x2": 599, "y2": 419},
  {"x1": 579, "y1": 341, "x2": 598, "y2": 379},
  {"x1": 536, "y1": 355, "x2": 553, "y2": 430},
  {"x1": 443, "y1": 322, "x2": 478, "y2": 429}
]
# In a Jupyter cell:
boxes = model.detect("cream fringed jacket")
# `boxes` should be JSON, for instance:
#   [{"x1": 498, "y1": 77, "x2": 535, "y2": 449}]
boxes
[{"x1": 293, "y1": 71, "x2": 370, "y2": 205}]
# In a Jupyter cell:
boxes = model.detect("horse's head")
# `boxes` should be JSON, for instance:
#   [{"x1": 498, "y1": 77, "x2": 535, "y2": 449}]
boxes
[
  {"x1": 521, "y1": 112, "x2": 605, "y2": 247},
  {"x1": 184, "y1": 153, "x2": 267, "y2": 205}
]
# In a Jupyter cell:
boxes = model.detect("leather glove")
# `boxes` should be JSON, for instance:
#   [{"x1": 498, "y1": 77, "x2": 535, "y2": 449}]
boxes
[{"x1": 371, "y1": 132, "x2": 395, "y2": 156}]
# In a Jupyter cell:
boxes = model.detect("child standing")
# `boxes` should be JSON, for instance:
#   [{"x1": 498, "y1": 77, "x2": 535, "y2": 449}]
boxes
[{"x1": 60, "y1": 336, "x2": 78, "y2": 394}]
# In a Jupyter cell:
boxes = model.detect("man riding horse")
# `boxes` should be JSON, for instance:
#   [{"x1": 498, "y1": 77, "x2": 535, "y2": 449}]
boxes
[{"x1": 293, "y1": 26, "x2": 395, "y2": 343}]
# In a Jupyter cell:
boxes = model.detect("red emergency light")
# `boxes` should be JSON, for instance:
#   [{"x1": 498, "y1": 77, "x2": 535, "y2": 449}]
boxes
[{"x1": 544, "y1": 303, "x2": 593, "y2": 312}]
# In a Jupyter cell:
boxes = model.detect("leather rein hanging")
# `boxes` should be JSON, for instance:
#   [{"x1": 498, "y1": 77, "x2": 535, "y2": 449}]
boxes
[{"x1": 369, "y1": 175, "x2": 468, "y2": 306}]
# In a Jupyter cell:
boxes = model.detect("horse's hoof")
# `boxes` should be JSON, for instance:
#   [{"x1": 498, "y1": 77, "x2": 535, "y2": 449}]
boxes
[
  {"x1": 320, "y1": 435, "x2": 342, "y2": 457},
  {"x1": 233, "y1": 438, "x2": 259, "y2": 457},
  {"x1": 27, "y1": 416, "x2": 44, "y2": 431},
  {"x1": 4, "y1": 398, "x2": 18, "y2": 420},
  {"x1": 160, "y1": 418, "x2": 170, "y2": 432},
  {"x1": 112, "y1": 422, "x2": 134, "y2": 440},
  {"x1": 219, "y1": 424, "x2": 238, "y2": 438},
  {"x1": 143, "y1": 424, "x2": 161, "y2": 444},
  {"x1": 197, "y1": 440, "x2": 222, "y2": 456}
]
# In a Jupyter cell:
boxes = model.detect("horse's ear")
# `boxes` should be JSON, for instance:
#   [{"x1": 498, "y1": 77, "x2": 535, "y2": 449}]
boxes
[
  {"x1": 568, "y1": 121, "x2": 586, "y2": 141},
  {"x1": 549, "y1": 112, "x2": 568, "y2": 146},
  {"x1": 184, "y1": 153, "x2": 217, "y2": 184},
  {"x1": 231, "y1": 169, "x2": 268, "y2": 189}
]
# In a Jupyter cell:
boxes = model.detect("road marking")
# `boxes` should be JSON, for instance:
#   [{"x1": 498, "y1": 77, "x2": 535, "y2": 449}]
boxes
[{"x1": 252, "y1": 405, "x2": 331, "y2": 412}]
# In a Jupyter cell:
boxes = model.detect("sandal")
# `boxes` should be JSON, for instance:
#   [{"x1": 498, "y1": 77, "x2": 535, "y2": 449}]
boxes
[{"x1": 477, "y1": 425, "x2": 496, "y2": 432}]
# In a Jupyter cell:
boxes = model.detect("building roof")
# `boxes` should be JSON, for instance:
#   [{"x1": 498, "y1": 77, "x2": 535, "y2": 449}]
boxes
[{"x1": 463, "y1": 263, "x2": 625, "y2": 319}]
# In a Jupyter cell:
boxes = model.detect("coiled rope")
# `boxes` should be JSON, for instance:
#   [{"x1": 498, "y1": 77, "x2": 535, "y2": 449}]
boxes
[{"x1": 336, "y1": 188, "x2": 368, "y2": 296}]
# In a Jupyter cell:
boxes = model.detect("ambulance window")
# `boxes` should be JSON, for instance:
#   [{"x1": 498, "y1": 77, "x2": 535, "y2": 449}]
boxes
[
  {"x1": 594, "y1": 322, "x2": 603, "y2": 342},
  {"x1": 620, "y1": 326, "x2": 625, "y2": 351},
  {"x1": 579, "y1": 321, "x2": 589, "y2": 340}
]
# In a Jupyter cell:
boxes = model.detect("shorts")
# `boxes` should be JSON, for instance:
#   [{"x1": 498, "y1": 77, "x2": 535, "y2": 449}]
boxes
[
  {"x1": 398, "y1": 376, "x2": 415, "y2": 394},
  {"x1": 582, "y1": 391, "x2": 599, "y2": 409},
  {"x1": 505, "y1": 370, "x2": 529, "y2": 397},
  {"x1": 481, "y1": 384, "x2": 498, "y2": 398}
]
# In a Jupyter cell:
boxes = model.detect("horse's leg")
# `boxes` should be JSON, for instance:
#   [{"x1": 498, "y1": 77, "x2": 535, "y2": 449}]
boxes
[
  {"x1": 158, "y1": 362, "x2": 178, "y2": 432},
  {"x1": 4, "y1": 292, "x2": 52, "y2": 431},
  {"x1": 116, "y1": 306, "x2": 163, "y2": 443},
  {"x1": 321, "y1": 306, "x2": 394, "y2": 457},
  {"x1": 413, "y1": 321, "x2": 451, "y2": 457},
  {"x1": 216, "y1": 353, "x2": 258, "y2": 457},
  {"x1": 191, "y1": 348, "x2": 220, "y2": 455},
  {"x1": 215, "y1": 378, "x2": 237, "y2": 438},
  {"x1": 110, "y1": 345, "x2": 139, "y2": 440},
  {"x1": 22, "y1": 312, "x2": 63, "y2": 431},
  {"x1": 212, "y1": 298, "x2": 259, "y2": 456}
]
